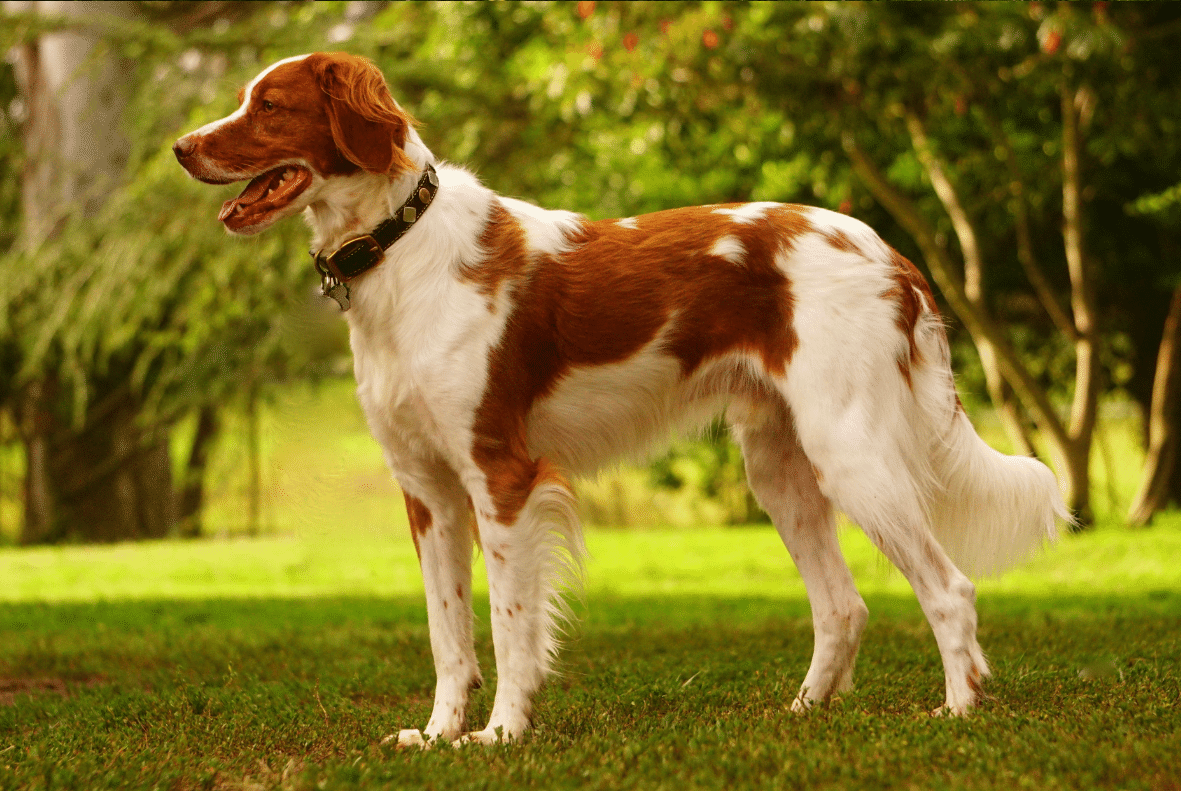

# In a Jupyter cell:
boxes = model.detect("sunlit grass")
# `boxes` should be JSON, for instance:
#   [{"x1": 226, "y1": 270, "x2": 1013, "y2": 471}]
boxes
[
  {"x1": 3, "y1": 515, "x2": 1180, "y2": 604},
  {"x1": 2, "y1": 384, "x2": 1178, "y2": 790}
]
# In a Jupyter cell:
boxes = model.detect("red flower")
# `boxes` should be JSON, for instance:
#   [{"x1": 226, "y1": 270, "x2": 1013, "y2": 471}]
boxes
[
  {"x1": 1042, "y1": 29, "x2": 1061, "y2": 55},
  {"x1": 702, "y1": 29, "x2": 719, "y2": 49},
  {"x1": 577, "y1": 1, "x2": 595, "y2": 20},
  {"x1": 623, "y1": 33, "x2": 639, "y2": 52}
]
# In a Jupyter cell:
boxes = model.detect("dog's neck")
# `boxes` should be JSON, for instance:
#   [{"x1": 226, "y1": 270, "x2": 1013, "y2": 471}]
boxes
[{"x1": 304, "y1": 128, "x2": 436, "y2": 257}]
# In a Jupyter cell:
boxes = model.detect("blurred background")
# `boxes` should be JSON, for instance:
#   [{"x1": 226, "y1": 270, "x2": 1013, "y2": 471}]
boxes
[{"x1": 1, "y1": 0, "x2": 1179, "y2": 548}]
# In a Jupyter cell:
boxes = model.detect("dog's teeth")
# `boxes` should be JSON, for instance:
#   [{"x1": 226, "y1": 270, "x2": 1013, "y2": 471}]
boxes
[
  {"x1": 283, "y1": 169, "x2": 294, "y2": 179},
  {"x1": 266, "y1": 188, "x2": 273, "y2": 197}
]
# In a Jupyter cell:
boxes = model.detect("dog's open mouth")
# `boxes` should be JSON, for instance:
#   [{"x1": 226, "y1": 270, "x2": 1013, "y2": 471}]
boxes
[{"x1": 218, "y1": 166, "x2": 313, "y2": 231}]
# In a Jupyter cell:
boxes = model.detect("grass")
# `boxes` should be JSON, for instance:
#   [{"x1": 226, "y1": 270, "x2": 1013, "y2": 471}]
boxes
[
  {"x1": 1, "y1": 522, "x2": 1180, "y2": 789},
  {"x1": 0, "y1": 383, "x2": 1179, "y2": 788}
]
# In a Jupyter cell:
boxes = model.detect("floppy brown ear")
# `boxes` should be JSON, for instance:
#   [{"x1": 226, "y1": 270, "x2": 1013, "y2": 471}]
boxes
[{"x1": 311, "y1": 52, "x2": 417, "y2": 175}]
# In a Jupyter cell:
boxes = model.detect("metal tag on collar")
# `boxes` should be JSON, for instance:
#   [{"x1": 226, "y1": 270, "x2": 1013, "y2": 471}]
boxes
[
  {"x1": 322, "y1": 272, "x2": 350, "y2": 311},
  {"x1": 312, "y1": 252, "x2": 351, "y2": 311}
]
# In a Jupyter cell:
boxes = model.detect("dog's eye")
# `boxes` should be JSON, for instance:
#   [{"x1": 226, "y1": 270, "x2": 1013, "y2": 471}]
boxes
[{"x1": 262, "y1": 100, "x2": 275, "y2": 112}]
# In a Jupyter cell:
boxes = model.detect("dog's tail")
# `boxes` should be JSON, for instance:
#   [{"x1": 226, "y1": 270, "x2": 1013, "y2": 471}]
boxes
[
  {"x1": 925, "y1": 406, "x2": 1068, "y2": 576},
  {"x1": 906, "y1": 309, "x2": 1069, "y2": 577}
]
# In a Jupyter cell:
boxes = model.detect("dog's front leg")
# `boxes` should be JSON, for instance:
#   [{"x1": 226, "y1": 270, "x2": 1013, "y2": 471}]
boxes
[
  {"x1": 462, "y1": 457, "x2": 583, "y2": 745},
  {"x1": 386, "y1": 469, "x2": 482, "y2": 749}
]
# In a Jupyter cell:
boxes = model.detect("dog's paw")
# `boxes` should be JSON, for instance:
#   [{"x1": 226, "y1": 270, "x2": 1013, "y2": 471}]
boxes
[
  {"x1": 790, "y1": 694, "x2": 821, "y2": 714},
  {"x1": 382, "y1": 729, "x2": 431, "y2": 749},
  {"x1": 458, "y1": 726, "x2": 519, "y2": 746}
]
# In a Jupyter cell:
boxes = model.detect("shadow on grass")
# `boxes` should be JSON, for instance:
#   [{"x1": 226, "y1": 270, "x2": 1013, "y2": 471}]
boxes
[{"x1": 0, "y1": 592, "x2": 1178, "y2": 790}]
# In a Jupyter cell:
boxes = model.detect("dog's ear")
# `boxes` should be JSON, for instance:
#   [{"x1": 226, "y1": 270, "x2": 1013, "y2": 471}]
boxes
[{"x1": 312, "y1": 52, "x2": 417, "y2": 175}]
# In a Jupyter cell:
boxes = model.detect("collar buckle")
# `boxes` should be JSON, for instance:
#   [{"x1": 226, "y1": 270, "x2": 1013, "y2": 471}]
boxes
[{"x1": 324, "y1": 234, "x2": 382, "y2": 281}]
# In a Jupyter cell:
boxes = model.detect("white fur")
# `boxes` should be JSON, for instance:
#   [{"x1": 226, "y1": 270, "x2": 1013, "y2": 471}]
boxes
[
  {"x1": 181, "y1": 62, "x2": 1068, "y2": 745},
  {"x1": 712, "y1": 201, "x2": 781, "y2": 224},
  {"x1": 709, "y1": 235, "x2": 746, "y2": 265}
]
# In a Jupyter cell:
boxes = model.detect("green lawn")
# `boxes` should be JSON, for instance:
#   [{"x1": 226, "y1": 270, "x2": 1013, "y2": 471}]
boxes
[
  {"x1": 1, "y1": 521, "x2": 1179, "y2": 790},
  {"x1": 1, "y1": 382, "x2": 1179, "y2": 788}
]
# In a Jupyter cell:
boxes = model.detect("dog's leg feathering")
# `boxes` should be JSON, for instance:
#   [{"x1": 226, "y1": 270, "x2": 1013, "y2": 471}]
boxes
[{"x1": 462, "y1": 457, "x2": 584, "y2": 744}]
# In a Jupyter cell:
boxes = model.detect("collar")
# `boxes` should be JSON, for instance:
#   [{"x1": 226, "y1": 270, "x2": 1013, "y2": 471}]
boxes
[{"x1": 312, "y1": 163, "x2": 440, "y2": 310}]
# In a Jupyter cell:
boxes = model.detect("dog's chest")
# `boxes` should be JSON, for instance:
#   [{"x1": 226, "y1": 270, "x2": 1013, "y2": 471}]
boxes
[{"x1": 345, "y1": 277, "x2": 506, "y2": 476}]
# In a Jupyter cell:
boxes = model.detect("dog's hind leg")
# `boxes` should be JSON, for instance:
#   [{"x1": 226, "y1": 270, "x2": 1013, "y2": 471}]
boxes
[
  {"x1": 462, "y1": 455, "x2": 584, "y2": 744},
  {"x1": 387, "y1": 463, "x2": 483, "y2": 748},
  {"x1": 732, "y1": 401, "x2": 868, "y2": 711},
  {"x1": 789, "y1": 397, "x2": 988, "y2": 715}
]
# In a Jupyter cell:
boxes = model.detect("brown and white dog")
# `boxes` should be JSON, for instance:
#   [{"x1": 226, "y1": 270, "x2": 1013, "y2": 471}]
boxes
[{"x1": 175, "y1": 52, "x2": 1066, "y2": 746}]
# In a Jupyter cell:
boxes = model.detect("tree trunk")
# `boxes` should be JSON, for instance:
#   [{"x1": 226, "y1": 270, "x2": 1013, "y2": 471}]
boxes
[
  {"x1": 1060, "y1": 79, "x2": 1100, "y2": 525},
  {"x1": 1128, "y1": 282, "x2": 1181, "y2": 525},
  {"x1": 179, "y1": 405, "x2": 221, "y2": 538},
  {"x1": 903, "y1": 115, "x2": 1038, "y2": 458},
  {"x1": 9, "y1": 0, "x2": 178, "y2": 543},
  {"x1": 246, "y1": 383, "x2": 262, "y2": 536},
  {"x1": 17, "y1": 380, "x2": 56, "y2": 544}
]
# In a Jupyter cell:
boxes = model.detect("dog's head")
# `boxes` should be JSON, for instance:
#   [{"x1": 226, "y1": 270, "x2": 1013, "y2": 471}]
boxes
[{"x1": 173, "y1": 52, "x2": 416, "y2": 235}]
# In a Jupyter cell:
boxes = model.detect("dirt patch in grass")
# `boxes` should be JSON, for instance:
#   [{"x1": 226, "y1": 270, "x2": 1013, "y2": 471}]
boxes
[{"x1": 0, "y1": 675, "x2": 105, "y2": 705}]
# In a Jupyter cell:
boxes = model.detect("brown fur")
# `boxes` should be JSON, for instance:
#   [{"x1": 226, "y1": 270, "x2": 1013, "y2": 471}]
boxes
[
  {"x1": 403, "y1": 492, "x2": 432, "y2": 559},
  {"x1": 309, "y1": 52, "x2": 418, "y2": 176},
  {"x1": 885, "y1": 248, "x2": 938, "y2": 390},
  {"x1": 469, "y1": 203, "x2": 811, "y2": 525}
]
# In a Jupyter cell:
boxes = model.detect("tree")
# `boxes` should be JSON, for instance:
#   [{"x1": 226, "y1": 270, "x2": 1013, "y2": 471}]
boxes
[{"x1": 0, "y1": 1, "x2": 352, "y2": 541}]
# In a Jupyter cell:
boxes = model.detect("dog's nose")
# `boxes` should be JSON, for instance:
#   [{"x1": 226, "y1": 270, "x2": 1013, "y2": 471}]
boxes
[{"x1": 173, "y1": 136, "x2": 195, "y2": 161}]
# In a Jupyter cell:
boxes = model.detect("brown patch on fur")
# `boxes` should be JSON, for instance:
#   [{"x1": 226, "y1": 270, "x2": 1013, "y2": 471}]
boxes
[
  {"x1": 469, "y1": 204, "x2": 810, "y2": 524},
  {"x1": 456, "y1": 584, "x2": 464, "y2": 600},
  {"x1": 462, "y1": 203, "x2": 531, "y2": 304},
  {"x1": 967, "y1": 664, "x2": 984, "y2": 696},
  {"x1": 884, "y1": 248, "x2": 939, "y2": 390},
  {"x1": 492, "y1": 550, "x2": 506, "y2": 563},
  {"x1": 923, "y1": 539, "x2": 953, "y2": 588},
  {"x1": 823, "y1": 228, "x2": 860, "y2": 255},
  {"x1": 403, "y1": 492, "x2": 432, "y2": 560}
]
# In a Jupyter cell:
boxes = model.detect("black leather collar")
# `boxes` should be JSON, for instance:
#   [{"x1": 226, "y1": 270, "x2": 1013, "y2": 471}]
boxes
[{"x1": 312, "y1": 163, "x2": 440, "y2": 310}]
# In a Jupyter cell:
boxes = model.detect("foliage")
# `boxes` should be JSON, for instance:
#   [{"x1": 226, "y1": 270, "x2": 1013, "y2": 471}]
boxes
[{"x1": 2, "y1": 1, "x2": 1181, "y2": 537}]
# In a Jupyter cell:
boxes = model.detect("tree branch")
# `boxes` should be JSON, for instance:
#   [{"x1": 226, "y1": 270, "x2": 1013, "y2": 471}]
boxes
[
  {"x1": 904, "y1": 113, "x2": 1036, "y2": 456},
  {"x1": 841, "y1": 132, "x2": 1070, "y2": 453},
  {"x1": 1128, "y1": 282, "x2": 1181, "y2": 526},
  {"x1": 980, "y1": 113, "x2": 1079, "y2": 339},
  {"x1": 1061, "y1": 80, "x2": 1101, "y2": 445}
]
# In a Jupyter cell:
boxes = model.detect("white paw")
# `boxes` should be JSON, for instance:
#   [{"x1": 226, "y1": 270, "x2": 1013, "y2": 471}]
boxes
[
  {"x1": 382, "y1": 729, "x2": 430, "y2": 749},
  {"x1": 459, "y1": 726, "x2": 518, "y2": 745},
  {"x1": 790, "y1": 695, "x2": 816, "y2": 714}
]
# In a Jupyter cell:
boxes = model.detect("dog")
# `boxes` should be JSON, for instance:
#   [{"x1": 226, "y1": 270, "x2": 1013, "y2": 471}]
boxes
[{"x1": 174, "y1": 52, "x2": 1066, "y2": 746}]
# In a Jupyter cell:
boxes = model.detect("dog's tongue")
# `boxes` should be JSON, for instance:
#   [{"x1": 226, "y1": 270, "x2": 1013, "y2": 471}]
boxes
[{"x1": 218, "y1": 171, "x2": 275, "y2": 221}]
